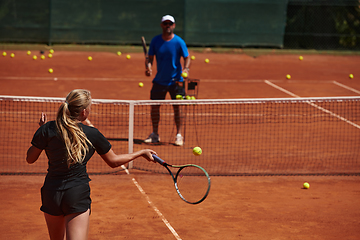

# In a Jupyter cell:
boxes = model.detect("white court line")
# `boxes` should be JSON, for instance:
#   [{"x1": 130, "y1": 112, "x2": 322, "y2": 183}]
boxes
[
  {"x1": 120, "y1": 165, "x2": 182, "y2": 240},
  {"x1": 264, "y1": 80, "x2": 360, "y2": 130},
  {"x1": 333, "y1": 81, "x2": 360, "y2": 95},
  {"x1": 0, "y1": 76, "x2": 335, "y2": 83}
]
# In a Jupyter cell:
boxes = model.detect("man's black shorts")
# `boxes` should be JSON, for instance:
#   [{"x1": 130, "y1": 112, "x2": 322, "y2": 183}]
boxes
[
  {"x1": 40, "y1": 183, "x2": 91, "y2": 216},
  {"x1": 150, "y1": 82, "x2": 185, "y2": 100}
]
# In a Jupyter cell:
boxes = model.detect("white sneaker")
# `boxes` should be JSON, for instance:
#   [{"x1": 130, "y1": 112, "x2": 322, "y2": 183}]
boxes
[
  {"x1": 174, "y1": 134, "x2": 184, "y2": 146},
  {"x1": 144, "y1": 132, "x2": 160, "y2": 143}
]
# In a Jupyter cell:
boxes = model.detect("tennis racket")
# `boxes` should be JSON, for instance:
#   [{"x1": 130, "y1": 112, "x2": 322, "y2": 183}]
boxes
[
  {"x1": 152, "y1": 154, "x2": 211, "y2": 204},
  {"x1": 141, "y1": 36, "x2": 151, "y2": 73}
]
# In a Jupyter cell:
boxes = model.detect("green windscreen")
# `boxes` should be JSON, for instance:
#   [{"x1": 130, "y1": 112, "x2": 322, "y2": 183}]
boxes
[{"x1": 0, "y1": 0, "x2": 288, "y2": 48}]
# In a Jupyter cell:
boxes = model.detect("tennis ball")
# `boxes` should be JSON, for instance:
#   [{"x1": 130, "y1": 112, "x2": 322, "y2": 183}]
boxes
[
  {"x1": 33, "y1": 55, "x2": 37, "y2": 60},
  {"x1": 205, "y1": 58, "x2": 209, "y2": 63},
  {"x1": 139, "y1": 82, "x2": 144, "y2": 87},
  {"x1": 176, "y1": 94, "x2": 183, "y2": 100},
  {"x1": 48, "y1": 53, "x2": 53, "y2": 58},
  {"x1": 88, "y1": 56, "x2": 92, "y2": 61},
  {"x1": 2, "y1": 52, "x2": 6, "y2": 57},
  {"x1": 117, "y1": 51, "x2": 122, "y2": 56},
  {"x1": 48, "y1": 68, "x2": 53, "y2": 73},
  {"x1": 303, "y1": 182, "x2": 310, "y2": 189},
  {"x1": 190, "y1": 96, "x2": 196, "y2": 100},
  {"x1": 10, "y1": 53, "x2": 15, "y2": 58},
  {"x1": 349, "y1": 74, "x2": 354, "y2": 79},
  {"x1": 186, "y1": 95, "x2": 191, "y2": 100},
  {"x1": 286, "y1": 74, "x2": 291, "y2": 79},
  {"x1": 126, "y1": 54, "x2": 131, "y2": 59},
  {"x1": 181, "y1": 72, "x2": 188, "y2": 78},
  {"x1": 41, "y1": 55, "x2": 45, "y2": 60},
  {"x1": 27, "y1": 51, "x2": 31, "y2": 55},
  {"x1": 193, "y1": 146, "x2": 202, "y2": 156},
  {"x1": 191, "y1": 55, "x2": 195, "y2": 60},
  {"x1": 49, "y1": 49, "x2": 54, "y2": 54},
  {"x1": 299, "y1": 56, "x2": 303, "y2": 60}
]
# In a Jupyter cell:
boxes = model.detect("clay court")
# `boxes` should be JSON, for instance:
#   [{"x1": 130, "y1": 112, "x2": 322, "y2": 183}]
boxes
[{"x1": 1, "y1": 47, "x2": 360, "y2": 239}]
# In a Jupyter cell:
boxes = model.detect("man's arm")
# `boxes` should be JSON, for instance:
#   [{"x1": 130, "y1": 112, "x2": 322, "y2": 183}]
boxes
[
  {"x1": 182, "y1": 56, "x2": 191, "y2": 75},
  {"x1": 145, "y1": 55, "x2": 154, "y2": 76}
]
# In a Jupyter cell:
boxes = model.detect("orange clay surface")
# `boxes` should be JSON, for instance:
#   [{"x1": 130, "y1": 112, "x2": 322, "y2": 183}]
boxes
[{"x1": 1, "y1": 49, "x2": 360, "y2": 239}]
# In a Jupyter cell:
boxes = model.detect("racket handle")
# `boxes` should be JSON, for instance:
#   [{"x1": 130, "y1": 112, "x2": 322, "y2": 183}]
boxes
[{"x1": 152, "y1": 154, "x2": 166, "y2": 165}]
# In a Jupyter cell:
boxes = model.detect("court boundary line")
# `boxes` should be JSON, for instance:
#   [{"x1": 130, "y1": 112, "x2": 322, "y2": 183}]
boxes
[
  {"x1": 264, "y1": 80, "x2": 360, "y2": 130},
  {"x1": 0, "y1": 76, "x2": 336, "y2": 83},
  {"x1": 333, "y1": 81, "x2": 360, "y2": 95},
  {"x1": 121, "y1": 165, "x2": 182, "y2": 240}
]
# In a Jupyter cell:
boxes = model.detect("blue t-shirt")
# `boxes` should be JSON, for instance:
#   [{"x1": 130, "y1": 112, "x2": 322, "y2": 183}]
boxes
[{"x1": 148, "y1": 34, "x2": 189, "y2": 86}]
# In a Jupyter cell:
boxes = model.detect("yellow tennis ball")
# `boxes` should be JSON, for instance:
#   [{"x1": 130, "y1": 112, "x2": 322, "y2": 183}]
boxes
[
  {"x1": 286, "y1": 74, "x2": 291, "y2": 79},
  {"x1": 10, "y1": 53, "x2": 15, "y2": 58},
  {"x1": 48, "y1": 53, "x2": 53, "y2": 58},
  {"x1": 299, "y1": 56, "x2": 303, "y2": 60},
  {"x1": 191, "y1": 55, "x2": 195, "y2": 60},
  {"x1": 88, "y1": 56, "x2": 92, "y2": 61},
  {"x1": 176, "y1": 94, "x2": 183, "y2": 100},
  {"x1": 117, "y1": 51, "x2": 122, "y2": 56},
  {"x1": 205, "y1": 58, "x2": 209, "y2": 63},
  {"x1": 49, "y1": 49, "x2": 54, "y2": 54},
  {"x1": 349, "y1": 74, "x2": 354, "y2": 79},
  {"x1": 303, "y1": 182, "x2": 310, "y2": 189},
  {"x1": 181, "y1": 72, "x2": 188, "y2": 78},
  {"x1": 27, "y1": 51, "x2": 31, "y2": 55},
  {"x1": 41, "y1": 55, "x2": 45, "y2": 60},
  {"x1": 186, "y1": 95, "x2": 191, "y2": 100},
  {"x1": 190, "y1": 96, "x2": 196, "y2": 100},
  {"x1": 126, "y1": 54, "x2": 131, "y2": 59},
  {"x1": 2, "y1": 52, "x2": 6, "y2": 57},
  {"x1": 193, "y1": 146, "x2": 202, "y2": 156},
  {"x1": 139, "y1": 82, "x2": 144, "y2": 87},
  {"x1": 48, "y1": 68, "x2": 53, "y2": 73},
  {"x1": 33, "y1": 55, "x2": 37, "y2": 60}
]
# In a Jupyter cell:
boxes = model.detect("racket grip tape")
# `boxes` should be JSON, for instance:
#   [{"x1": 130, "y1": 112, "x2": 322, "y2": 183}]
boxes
[{"x1": 152, "y1": 155, "x2": 166, "y2": 165}]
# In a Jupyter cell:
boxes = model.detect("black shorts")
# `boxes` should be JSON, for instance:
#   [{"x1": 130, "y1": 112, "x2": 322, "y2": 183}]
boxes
[
  {"x1": 150, "y1": 82, "x2": 185, "y2": 100},
  {"x1": 40, "y1": 183, "x2": 91, "y2": 216}
]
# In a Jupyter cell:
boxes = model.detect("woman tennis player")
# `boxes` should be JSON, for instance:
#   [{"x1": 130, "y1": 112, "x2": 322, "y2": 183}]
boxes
[{"x1": 26, "y1": 89, "x2": 156, "y2": 240}]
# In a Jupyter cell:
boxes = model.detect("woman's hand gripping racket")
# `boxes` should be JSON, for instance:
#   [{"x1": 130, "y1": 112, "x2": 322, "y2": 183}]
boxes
[{"x1": 153, "y1": 155, "x2": 211, "y2": 204}]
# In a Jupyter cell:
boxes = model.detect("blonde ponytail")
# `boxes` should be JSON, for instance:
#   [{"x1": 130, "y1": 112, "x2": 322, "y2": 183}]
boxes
[{"x1": 56, "y1": 89, "x2": 93, "y2": 167}]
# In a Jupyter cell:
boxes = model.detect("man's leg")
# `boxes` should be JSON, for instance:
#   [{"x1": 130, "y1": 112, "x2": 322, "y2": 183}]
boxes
[
  {"x1": 171, "y1": 82, "x2": 185, "y2": 146},
  {"x1": 151, "y1": 105, "x2": 160, "y2": 135},
  {"x1": 145, "y1": 83, "x2": 166, "y2": 143}
]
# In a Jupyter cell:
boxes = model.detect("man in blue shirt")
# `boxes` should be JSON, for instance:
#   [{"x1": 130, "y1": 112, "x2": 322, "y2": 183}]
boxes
[{"x1": 144, "y1": 15, "x2": 191, "y2": 146}]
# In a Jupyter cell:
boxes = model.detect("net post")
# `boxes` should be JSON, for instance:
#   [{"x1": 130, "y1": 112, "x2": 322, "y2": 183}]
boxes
[{"x1": 128, "y1": 101, "x2": 135, "y2": 169}]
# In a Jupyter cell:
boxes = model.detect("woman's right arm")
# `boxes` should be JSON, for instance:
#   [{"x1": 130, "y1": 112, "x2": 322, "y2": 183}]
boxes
[
  {"x1": 100, "y1": 149, "x2": 157, "y2": 168},
  {"x1": 26, "y1": 146, "x2": 43, "y2": 164}
]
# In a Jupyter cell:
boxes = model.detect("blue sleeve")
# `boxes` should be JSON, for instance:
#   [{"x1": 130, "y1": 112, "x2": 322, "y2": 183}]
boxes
[
  {"x1": 148, "y1": 35, "x2": 159, "y2": 56},
  {"x1": 179, "y1": 37, "x2": 189, "y2": 58}
]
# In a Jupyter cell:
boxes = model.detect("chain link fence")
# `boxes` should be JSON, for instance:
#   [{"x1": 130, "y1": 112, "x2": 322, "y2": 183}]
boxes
[{"x1": 284, "y1": 0, "x2": 360, "y2": 50}]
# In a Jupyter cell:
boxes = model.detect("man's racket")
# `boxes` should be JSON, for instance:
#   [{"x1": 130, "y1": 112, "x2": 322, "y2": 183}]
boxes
[
  {"x1": 141, "y1": 36, "x2": 151, "y2": 72},
  {"x1": 152, "y1": 155, "x2": 211, "y2": 204}
]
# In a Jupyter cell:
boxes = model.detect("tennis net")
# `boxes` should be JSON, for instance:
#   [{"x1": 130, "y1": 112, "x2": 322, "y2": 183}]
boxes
[{"x1": 1, "y1": 95, "x2": 359, "y2": 175}]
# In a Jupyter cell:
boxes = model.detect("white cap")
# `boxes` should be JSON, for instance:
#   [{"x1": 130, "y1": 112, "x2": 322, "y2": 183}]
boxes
[{"x1": 161, "y1": 15, "x2": 175, "y2": 23}]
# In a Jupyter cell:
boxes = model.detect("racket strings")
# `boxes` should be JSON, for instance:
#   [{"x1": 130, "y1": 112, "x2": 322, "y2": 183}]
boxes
[{"x1": 176, "y1": 166, "x2": 210, "y2": 204}]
